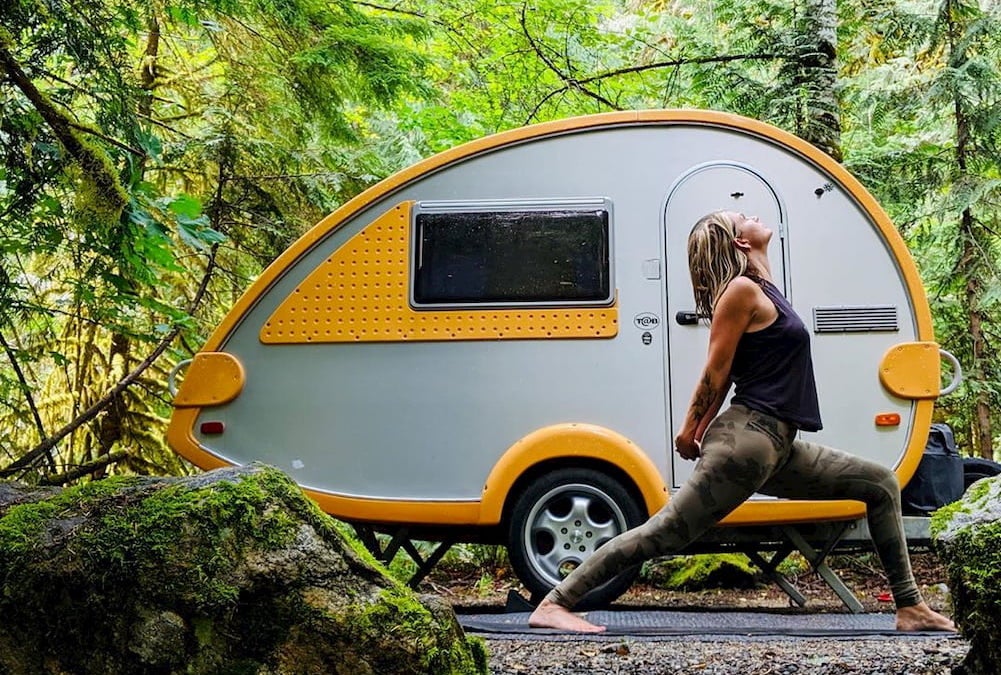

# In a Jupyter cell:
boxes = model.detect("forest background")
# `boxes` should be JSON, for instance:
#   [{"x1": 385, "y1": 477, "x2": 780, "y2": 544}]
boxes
[{"x1": 1, "y1": 0, "x2": 1000, "y2": 489}]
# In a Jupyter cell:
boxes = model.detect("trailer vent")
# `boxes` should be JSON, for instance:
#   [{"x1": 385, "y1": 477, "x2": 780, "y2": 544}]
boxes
[{"x1": 812, "y1": 306, "x2": 899, "y2": 333}]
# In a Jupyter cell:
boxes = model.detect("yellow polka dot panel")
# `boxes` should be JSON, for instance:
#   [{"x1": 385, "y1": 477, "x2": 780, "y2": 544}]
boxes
[{"x1": 260, "y1": 202, "x2": 619, "y2": 343}]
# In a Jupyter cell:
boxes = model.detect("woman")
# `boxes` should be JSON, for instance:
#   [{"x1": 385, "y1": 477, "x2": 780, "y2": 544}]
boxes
[{"x1": 528, "y1": 210, "x2": 956, "y2": 634}]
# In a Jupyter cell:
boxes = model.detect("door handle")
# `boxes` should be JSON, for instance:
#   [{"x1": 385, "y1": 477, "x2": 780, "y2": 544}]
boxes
[{"x1": 675, "y1": 311, "x2": 699, "y2": 326}]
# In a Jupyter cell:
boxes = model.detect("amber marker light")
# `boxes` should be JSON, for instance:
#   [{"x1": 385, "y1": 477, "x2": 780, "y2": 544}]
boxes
[
  {"x1": 874, "y1": 413, "x2": 901, "y2": 427},
  {"x1": 200, "y1": 421, "x2": 225, "y2": 435}
]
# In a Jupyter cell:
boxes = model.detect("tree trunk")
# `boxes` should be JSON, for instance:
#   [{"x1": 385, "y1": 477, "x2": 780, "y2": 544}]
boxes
[
  {"x1": 793, "y1": 0, "x2": 842, "y2": 161},
  {"x1": 948, "y1": 0, "x2": 994, "y2": 460},
  {"x1": 92, "y1": 14, "x2": 161, "y2": 477}
]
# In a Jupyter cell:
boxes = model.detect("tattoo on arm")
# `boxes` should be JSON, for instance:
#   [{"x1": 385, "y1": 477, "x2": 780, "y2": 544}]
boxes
[{"x1": 688, "y1": 371, "x2": 721, "y2": 425}]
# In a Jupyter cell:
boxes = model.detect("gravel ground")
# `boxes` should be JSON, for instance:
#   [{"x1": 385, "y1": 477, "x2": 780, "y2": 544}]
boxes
[
  {"x1": 483, "y1": 634, "x2": 968, "y2": 674},
  {"x1": 440, "y1": 551, "x2": 968, "y2": 674}
]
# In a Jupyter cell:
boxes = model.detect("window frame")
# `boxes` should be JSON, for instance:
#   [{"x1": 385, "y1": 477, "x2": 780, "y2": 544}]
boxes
[{"x1": 409, "y1": 198, "x2": 615, "y2": 310}]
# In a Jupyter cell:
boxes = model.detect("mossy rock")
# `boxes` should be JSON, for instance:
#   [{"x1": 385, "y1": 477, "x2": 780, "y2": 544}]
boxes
[
  {"x1": 643, "y1": 553, "x2": 759, "y2": 591},
  {"x1": 0, "y1": 465, "x2": 487, "y2": 675},
  {"x1": 931, "y1": 476, "x2": 1001, "y2": 675}
]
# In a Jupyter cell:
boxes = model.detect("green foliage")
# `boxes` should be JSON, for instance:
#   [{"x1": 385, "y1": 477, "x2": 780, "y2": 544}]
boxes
[
  {"x1": 642, "y1": 553, "x2": 760, "y2": 590},
  {"x1": 839, "y1": 0, "x2": 1001, "y2": 457},
  {"x1": 775, "y1": 551, "x2": 810, "y2": 577},
  {"x1": 4, "y1": 0, "x2": 1001, "y2": 482},
  {"x1": 0, "y1": 0, "x2": 431, "y2": 481}
]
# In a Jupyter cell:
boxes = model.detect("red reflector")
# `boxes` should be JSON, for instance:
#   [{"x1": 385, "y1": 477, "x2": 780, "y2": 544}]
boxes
[
  {"x1": 874, "y1": 413, "x2": 901, "y2": 427},
  {"x1": 200, "y1": 421, "x2": 225, "y2": 435}
]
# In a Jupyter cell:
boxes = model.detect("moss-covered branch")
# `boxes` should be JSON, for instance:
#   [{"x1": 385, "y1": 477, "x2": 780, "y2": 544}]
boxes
[{"x1": 0, "y1": 29, "x2": 128, "y2": 222}]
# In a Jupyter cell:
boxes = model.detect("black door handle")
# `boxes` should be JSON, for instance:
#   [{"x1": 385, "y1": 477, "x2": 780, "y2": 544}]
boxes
[{"x1": 675, "y1": 311, "x2": 699, "y2": 326}]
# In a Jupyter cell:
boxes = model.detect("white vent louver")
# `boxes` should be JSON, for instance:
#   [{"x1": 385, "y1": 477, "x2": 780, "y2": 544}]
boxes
[{"x1": 812, "y1": 306, "x2": 898, "y2": 333}]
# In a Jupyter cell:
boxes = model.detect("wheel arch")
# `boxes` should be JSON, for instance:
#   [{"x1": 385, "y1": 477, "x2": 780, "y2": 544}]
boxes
[
  {"x1": 478, "y1": 423, "x2": 668, "y2": 526},
  {"x1": 499, "y1": 458, "x2": 648, "y2": 529}
]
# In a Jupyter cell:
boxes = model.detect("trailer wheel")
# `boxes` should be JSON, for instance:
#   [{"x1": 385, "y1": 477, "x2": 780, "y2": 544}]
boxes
[
  {"x1": 506, "y1": 467, "x2": 645, "y2": 609},
  {"x1": 963, "y1": 457, "x2": 1001, "y2": 491}
]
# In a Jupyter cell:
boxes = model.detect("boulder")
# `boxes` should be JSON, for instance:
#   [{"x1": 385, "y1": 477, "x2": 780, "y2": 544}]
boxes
[
  {"x1": 0, "y1": 465, "x2": 487, "y2": 675},
  {"x1": 931, "y1": 475, "x2": 1001, "y2": 675}
]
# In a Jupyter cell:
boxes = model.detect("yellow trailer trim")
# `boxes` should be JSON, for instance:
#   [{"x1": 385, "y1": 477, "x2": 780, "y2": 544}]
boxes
[
  {"x1": 480, "y1": 423, "x2": 669, "y2": 522},
  {"x1": 879, "y1": 342, "x2": 941, "y2": 400},
  {"x1": 172, "y1": 352, "x2": 245, "y2": 408},
  {"x1": 260, "y1": 201, "x2": 618, "y2": 343}
]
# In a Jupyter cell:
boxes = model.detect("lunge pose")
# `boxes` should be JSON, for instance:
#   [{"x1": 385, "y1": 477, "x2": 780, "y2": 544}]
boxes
[{"x1": 529, "y1": 210, "x2": 956, "y2": 634}]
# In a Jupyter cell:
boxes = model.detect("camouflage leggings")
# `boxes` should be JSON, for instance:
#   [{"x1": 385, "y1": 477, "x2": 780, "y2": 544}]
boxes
[{"x1": 546, "y1": 404, "x2": 922, "y2": 609}]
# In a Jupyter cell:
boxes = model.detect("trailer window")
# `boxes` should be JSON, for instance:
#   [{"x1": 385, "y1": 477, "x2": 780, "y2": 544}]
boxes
[{"x1": 413, "y1": 208, "x2": 611, "y2": 306}]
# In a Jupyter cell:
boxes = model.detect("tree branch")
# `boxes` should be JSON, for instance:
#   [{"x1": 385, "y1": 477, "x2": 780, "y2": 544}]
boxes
[
  {"x1": 525, "y1": 86, "x2": 571, "y2": 125},
  {"x1": 0, "y1": 34, "x2": 128, "y2": 215},
  {"x1": 353, "y1": 1, "x2": 426, "y2": 20},
  {"x1": 67, "y1": 121, "x2": 145, "y2": 157},
  {"x1": 575, "y1": 52, "x2": 788, "y2": 86},
  {"x1": 0, "y1": 247, "x2": 219, "y2": 478},
  {"x1": 0, "y1": 329, "x2": 53, "y2": 470},
  {"x1": 38, "y1": 450, "x2": 128, "y2": 486},
  {"x1": 518, "y1": 2, "x2": 618, "y2": 112}
]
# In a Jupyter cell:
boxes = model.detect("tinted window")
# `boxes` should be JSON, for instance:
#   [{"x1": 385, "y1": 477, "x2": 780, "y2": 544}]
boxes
[{"x1": 413, "y1": 209, "x2": 611, "y2": 305}]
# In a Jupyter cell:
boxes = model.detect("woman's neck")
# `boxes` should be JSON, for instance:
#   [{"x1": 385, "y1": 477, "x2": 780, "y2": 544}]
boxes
[{"x1": 746, "y1": 250, "x2": 774, "y2": 283}]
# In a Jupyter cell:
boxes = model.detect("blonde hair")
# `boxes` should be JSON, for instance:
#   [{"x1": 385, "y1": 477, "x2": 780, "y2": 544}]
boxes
[{"x1": 687, "y1": 210, "x2": 753, "y2": 319}]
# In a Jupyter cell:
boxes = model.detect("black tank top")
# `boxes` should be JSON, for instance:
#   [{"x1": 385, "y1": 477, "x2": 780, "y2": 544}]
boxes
[{"x1": 730, "y1": 278, "x2": 823, "y2": 431}]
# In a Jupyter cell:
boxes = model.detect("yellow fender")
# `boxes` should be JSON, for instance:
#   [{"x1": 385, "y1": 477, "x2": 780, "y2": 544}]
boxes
[{"x1": 478, "y1": 423, "x2": 669, "y2": 525}]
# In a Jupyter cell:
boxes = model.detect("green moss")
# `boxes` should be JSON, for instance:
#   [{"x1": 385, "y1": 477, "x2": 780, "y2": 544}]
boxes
[
  {"x1": 193, "y1": 617, "x2": 216, "y2": 649},
  {"x1": 644, "y1": 553, "x2": 759, "y2": 591},
  {"x1": 932, "y1": 478, "x2": 1001, "y2": 675},
  {"x1": 68, "y1": 473, "x2": 305, "y2": 610},
  {"x1": 931, "y1": 478, "x2": 993, "y2": 538},
  {"x1": 0, "y1": 470, "x2": 314, "y2": 623},
  {"x1": 0, "y1": 477, "x2": 139, "y2": 553},
  {"x1": 466, "y1": 636, "x2": 489, "y2": 674},
  {"x1": 0, "y1": 466, "x2": 485, "y2": 674},
  {"x1": 337, "y1": 588, "x2": 487, "y2": 674},
  {"x1": 328, "y1": 514, "x2": 394, "y2": 569},
  {"x1": 0, "y1": 501, "x2": 59, "y2": 553}
]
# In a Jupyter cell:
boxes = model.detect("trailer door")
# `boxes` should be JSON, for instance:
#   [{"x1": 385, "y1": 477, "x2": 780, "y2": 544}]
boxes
[{"x1": 664, "y1": 162, "x2": 786, "y2": 489}]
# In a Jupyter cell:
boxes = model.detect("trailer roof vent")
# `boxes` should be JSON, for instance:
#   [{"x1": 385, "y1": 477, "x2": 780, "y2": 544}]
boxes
[{"x1": 812, "y1": 305, "x2": 899, "y2": 333}]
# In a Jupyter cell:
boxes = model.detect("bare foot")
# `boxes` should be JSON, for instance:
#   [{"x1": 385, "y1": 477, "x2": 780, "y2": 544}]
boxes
[
  {"x1": 528, "y1": 598, "x2": 606, "y2": 633},
  {"x1": 896, "y1": 602, "x2": 957, "y2": 632}
]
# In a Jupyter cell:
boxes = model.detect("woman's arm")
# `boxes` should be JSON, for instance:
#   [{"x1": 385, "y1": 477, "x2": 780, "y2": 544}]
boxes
[
  {"x1": 693, "y1": 374, "x2": 731, "y2": 442},
  {"x1": 674, "y1": 277, "x2": 760, "y2": 460}
]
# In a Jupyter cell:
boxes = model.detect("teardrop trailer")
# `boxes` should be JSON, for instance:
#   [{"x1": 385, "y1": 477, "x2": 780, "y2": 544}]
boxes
[{"x1": 167, "y1": 110, "x2": 964, "y2": 609}]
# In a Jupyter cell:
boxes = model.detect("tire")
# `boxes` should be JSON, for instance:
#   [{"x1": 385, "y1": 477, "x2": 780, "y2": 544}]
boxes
[
  {"x1": 963, "y1": 457, "x2": 1001, "y2": 491},
  {"x1": 506, "y1": 467, "x2": 646, "y2": 609}
]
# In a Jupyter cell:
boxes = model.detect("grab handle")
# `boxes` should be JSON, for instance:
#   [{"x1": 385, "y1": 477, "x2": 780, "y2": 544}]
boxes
[
  {"x1": 939, "y1": 349, "x2": 962, "y2": 396},
  {"x1": 675, "y1": 311, "x2": 699, "y2": 326},
  {"x1": 168, "y1": 359, "x2": 193, "y2": 398}
]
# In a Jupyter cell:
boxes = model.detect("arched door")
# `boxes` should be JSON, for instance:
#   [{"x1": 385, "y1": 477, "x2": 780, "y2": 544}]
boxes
[{"x1": 664, "y1": 162, "x2": 787, "y2": 488}]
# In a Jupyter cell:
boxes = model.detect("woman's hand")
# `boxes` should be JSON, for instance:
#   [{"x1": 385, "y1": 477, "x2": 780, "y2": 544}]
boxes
[{"x1": 674, "y1": 433, "x2": 701, "y2": 461}]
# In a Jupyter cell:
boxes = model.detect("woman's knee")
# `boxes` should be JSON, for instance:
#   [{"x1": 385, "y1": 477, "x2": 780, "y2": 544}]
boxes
[
  {"x1": 872, "y1": 462, "x2": 899, "y2": 489},
  {"x1": 860, "y1": 461, "x2": 901, "y2": 505}
]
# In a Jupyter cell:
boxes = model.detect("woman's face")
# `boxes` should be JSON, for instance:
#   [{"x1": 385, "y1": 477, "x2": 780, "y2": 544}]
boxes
[{"x1": 728, "y1": 212, "x2": 772, "y2": 249}]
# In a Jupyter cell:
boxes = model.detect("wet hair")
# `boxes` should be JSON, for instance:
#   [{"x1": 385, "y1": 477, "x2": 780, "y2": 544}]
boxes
[{"x1": 687, "y1": 210, "x2": 753, "y2": 319}]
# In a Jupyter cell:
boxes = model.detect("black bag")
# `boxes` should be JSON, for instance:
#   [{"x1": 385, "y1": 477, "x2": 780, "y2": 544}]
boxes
[{"x1": 901, "y1": 423, "x2": 965, "y2": 516}]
